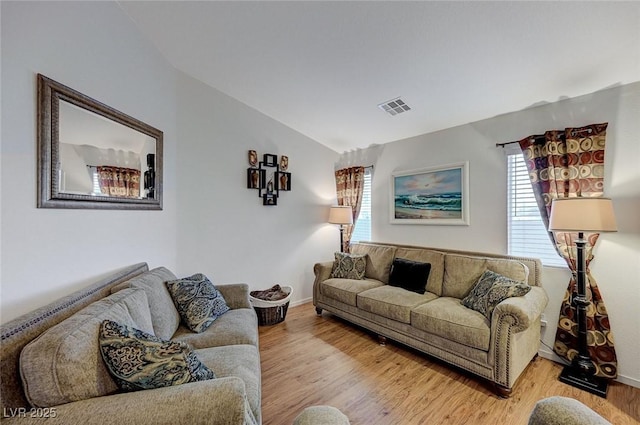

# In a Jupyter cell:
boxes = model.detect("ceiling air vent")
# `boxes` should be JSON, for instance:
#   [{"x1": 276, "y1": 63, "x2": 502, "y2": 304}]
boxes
[{"x1": 377, "y1": 97, "x2": 411, "y2": 116}]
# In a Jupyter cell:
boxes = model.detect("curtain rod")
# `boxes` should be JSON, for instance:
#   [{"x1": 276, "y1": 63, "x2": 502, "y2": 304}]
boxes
[
  {"x1": 496, "y1": 135, "x2": 543, "y2": 148},
  {"x1": 497, "y1": 127, "x2": 594, "y2": 148},
  {"x1": 495, "y1": 140, "x2": 520, "y2": 148}
]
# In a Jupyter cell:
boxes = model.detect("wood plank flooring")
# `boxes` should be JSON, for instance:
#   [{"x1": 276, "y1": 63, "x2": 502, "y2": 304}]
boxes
[{"x1": 259, "y1": 302, "x2": 640, "y2": 425}]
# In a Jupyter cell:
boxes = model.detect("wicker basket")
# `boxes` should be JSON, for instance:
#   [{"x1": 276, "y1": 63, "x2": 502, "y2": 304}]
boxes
[{"x1": 249, "y1": 286, "x2": 292, "y2": 326}]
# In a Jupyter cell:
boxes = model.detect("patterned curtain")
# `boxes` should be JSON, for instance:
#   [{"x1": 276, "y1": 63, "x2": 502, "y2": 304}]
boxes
[
  {"x1": 335, "y1": 166, "x2": 365, "y2": 253},
  {"x1": 518, "y1": 122, "x2": 617, "y2": 379},
  {"x1": 97, "y1": 166, "x2": 141, "y2": 198}
]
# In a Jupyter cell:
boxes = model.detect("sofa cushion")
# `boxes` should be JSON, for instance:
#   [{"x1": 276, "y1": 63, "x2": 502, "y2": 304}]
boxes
[
  {"x1": 330, "y1": 252, "x2": 367, "y2": 280},
  {"x1": 20, "y1": 288, "x2": 154, "y2": 407},
  {"x1": 320, "y1": 278, "x2": 384, "y2": 306},
  {"x1": 166, "y1": 274, "x2": 230, "y2": 333},
  {"x1": 99, "y1": 320, "x2": 215, "y2": 392},
  {"x1": 358, "y1": 286, "x2": 437, "y2": 323},
  {"x1": 172, "y1": 308, "x2": 259, "y2": 348},
  {"x1": 350, "y1": 243, "x2": 397, "y2": 283},
  {"x1": 442, "y1": 254, "x2": 529, "y2": 299},
  {"x1": 411, "y1": 297, "x2": 491, "y2": 350},
  {"x1": 111, "y1": 267, "x2": 181, "y2": 340},
  {"x1": 388, "y1": 258, "x2": 432, "y2": 294},
  {"x1": 461, "y1": 270, "x2": 531, "y2": 319},
  {"x1": 394, "y1": 248, "x2": 446, "y2": 295},
  {"x1": 195, "y1": 344, "x2": 262, "y2": 425}
]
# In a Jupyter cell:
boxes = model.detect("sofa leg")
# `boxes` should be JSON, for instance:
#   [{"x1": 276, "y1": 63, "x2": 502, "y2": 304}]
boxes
[
  {"x1": 377, "y1": 335, "x2": 387, "y2": 346},
  {"x1": 315, "y1": 307, "x2": 323, "y2": 316},
  {"x1": 494, "y1": 384, "x2": 512, "y2": 398}
]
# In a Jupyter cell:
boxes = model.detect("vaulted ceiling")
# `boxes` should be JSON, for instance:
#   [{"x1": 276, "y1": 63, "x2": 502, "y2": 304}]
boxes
[{"x1": 118, "y1": 1, "x2": 640, "y2": 153}]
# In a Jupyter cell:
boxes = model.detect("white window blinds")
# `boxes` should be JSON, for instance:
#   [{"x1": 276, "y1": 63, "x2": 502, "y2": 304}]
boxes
[{"x1": 507, "y1": 153, "x2": 566, "y2": 267}]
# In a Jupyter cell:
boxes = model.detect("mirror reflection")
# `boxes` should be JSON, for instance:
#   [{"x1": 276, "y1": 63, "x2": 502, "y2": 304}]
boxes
[
  {"x1": 58, "y1": 100, "x2": 156, "y2": 199},
  {"x1": 38, "y1": 74, "x2": 163, "y2": 209}
]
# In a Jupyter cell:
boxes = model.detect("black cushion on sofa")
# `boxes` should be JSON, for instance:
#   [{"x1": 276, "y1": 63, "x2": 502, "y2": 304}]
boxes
[{"x1": 388, "y1": 258, "x2": 431, "y2": 294}]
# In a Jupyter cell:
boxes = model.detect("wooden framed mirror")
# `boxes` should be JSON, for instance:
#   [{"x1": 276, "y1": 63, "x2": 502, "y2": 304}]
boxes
[{"x1": 37, "y1": 74, "x2": 163, "y2": 210}]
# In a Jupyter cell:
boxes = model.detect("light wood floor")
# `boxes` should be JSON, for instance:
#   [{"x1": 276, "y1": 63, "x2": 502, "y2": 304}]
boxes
[{"x1": 259, "y1": 303, "x2": 640, "y2": 425}]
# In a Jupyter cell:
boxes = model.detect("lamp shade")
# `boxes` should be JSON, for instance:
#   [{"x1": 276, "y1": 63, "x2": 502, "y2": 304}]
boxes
[
  {"x1": 548, "y1": 198, "x2": 617, "y2": 232},
  {"x1": 328, "y1": 206, "x2": 353, "y2": 225}
]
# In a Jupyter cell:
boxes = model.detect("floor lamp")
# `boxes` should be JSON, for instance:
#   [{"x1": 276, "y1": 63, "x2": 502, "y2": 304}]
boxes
[
  {"x1": 548, "y1": 197, "x2": 617, "y2": 398},
  {"x1": 328, "y1": 206, "x2": 353, "y2": 252}
]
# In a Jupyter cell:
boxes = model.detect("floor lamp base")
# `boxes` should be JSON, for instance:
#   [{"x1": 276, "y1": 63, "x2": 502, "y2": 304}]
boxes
[{"x1": 559, "y1": 365, "x2": 608, "y2": 398}]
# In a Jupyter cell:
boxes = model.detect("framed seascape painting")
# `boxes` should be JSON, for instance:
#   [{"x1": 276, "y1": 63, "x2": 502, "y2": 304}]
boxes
[{"x1": 390, "y1": 162, "x2": 469, "y2": 225}]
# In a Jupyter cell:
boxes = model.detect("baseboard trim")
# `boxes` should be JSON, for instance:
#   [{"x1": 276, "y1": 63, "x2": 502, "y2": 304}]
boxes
[
  {"x1": 290, "y1": 297, "x2": 312, "y2": 308},
  {"x1": 538, "y1": 347, "x2": 640, "y2": 389}
]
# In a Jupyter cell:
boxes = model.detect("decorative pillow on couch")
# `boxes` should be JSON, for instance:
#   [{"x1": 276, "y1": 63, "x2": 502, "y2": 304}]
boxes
[
  {"x1": 461, "y1": 270, "x2": 531, "y2": 320},
  {"x1": 330, "y1": 252, "x2": 367, "y2": 280},
  {"x1": 388, "y1": 258, "x2": 432, "y2": 294},
  {"x1": 99, "y1": 320, "x2": 215, "y2": 392},
  {"x1": 166, "y1": 274, "x2": 230, "y2": 333}
]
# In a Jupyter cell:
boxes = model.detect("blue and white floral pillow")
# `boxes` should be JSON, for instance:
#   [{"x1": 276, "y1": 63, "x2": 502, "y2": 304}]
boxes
[
  {"x1": 166, "y1": 273, "x2": 230, "y2": 333},
  {"x1": 99, "y1": 320, "x2": 215, "y2": 392}
]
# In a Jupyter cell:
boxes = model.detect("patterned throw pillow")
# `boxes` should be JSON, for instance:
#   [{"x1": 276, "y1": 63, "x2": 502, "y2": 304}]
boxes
[
  {"x1": 165, "y1": 274, "x2": 230, "y2": 333},
  {"x1": 99, "y1": 320, "x2": 215, "y2": 392},
  {"x1": 330, "y1": 252, "x2": 367, "y2": 280},
  {"x1": 461, "y1": 270, "x2": 531, "y2": 320}
]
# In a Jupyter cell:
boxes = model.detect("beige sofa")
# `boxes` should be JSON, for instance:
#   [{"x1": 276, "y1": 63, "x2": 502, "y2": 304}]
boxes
[
  {"x1": 313, "y1": 242, "x2": 549, "y2": 396},
  {"x1": 0, "y1": 263, "x2": 261, "y2": 425}
]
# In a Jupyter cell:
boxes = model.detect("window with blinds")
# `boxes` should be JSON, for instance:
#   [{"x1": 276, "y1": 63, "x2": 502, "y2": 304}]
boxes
[
  {"x1": 507, "y1": 154, "x2": 566, "y2": 267},
  {"x1": 351, "y1": 168, "x2": 372, "y2": 243},
  {"x1": 89, "y1": 166, "x2": 103, "y2": 196}
]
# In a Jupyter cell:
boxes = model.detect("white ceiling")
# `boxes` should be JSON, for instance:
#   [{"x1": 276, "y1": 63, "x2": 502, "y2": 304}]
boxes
[{"x1": 118, "y1": 1, "x2": 640, "y2": 153}]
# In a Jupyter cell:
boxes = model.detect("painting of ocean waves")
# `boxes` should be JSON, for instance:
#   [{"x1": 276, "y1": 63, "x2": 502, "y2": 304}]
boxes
[
  {"x1": 394, "y1": 193, "x2": 462, "y2": 212},
  {"x1": 393, "y1": 165, "x2": 465, "y2": 221}
]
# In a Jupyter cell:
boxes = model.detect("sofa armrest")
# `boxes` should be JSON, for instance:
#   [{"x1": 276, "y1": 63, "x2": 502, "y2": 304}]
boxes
[
  {"x1": 217, "y1": 284, "x2": 251, "y2": 309},
  {"x1": 2, "y1": 377, "x2": 257, "y2": 425},
  {"x1": 313, "y1": 262, "x2": 334, "y2": 306},
  {"x1": 492, "y1": 286, "x2": 549, "y2": 333},
  {"x1": 313, "y1": 261, "x2": 334, "y2": 282},
  {"x1": 489, "y1": 286, "x2": 549, "y2": 390}
]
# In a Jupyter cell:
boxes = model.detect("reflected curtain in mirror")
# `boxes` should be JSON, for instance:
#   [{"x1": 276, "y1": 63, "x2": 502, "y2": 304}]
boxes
[{"x1": 97, "y1": 166, "x2": 141, "y2": 198}]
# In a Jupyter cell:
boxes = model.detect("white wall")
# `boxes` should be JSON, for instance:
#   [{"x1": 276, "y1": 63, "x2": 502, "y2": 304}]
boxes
[
  {"x1": 175, "y1": 72, "x2": 339, "y2": 305},
  {"x1": 367, "y1": 82, "x2": 640, "y2": 387},
  {"x1": 0, "y1": 1, "x2": 339, "y2": 323},
  {"x1": 0, "y1": 1, "x2": 178, "y2": 322}
]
